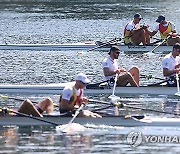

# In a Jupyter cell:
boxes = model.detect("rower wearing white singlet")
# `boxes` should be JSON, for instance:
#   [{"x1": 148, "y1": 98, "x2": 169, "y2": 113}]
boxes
[
  {"x1": 59, "y1": 73, "x2": 101, "y2": 118},
  {"x1": 102, "y1": 46, "x2": 139, "y2": 87},
  {"x1": 162, "y1": 43, "x2": 180, "y2": 86}
]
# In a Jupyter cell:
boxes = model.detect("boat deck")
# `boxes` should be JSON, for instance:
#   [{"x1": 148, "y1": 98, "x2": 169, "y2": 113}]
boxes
[
  {"x1": 0, "y1": 115, "x2": 179, "y2": 127},
  {"x1": 0, "y1": 42, "x2": 172, "y2": 53},
  {"x1": 0, "y1": 84, "x2": 177, "y2": 95}
]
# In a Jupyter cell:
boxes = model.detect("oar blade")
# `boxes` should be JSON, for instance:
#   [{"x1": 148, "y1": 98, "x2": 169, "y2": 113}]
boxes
[
  {"x1": 175, "y1": 92, "x2": 180, "y2": 97},
  {"x1": 0, "y1": 95, "x2": 9, "y2": 99},
  {"x1": 108, "y1": 94, "x2": 120, "y2": 100},
  {"x1": 56, "y1": 123, "x2": 86, "y2": 133}
]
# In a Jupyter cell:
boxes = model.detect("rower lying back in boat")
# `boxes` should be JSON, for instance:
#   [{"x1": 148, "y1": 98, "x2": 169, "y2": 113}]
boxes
[{"x1": 2, "y1": 98, "x2": 54, "y2": 117}]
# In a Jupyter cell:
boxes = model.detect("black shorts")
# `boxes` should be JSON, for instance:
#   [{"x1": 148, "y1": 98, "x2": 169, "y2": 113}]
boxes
[
  {"x1": 59, "y1": 109, "x2": 76, "y2": 117},
  {"x1": 124, "y1": 42, "x2": 133, "y2": 46},
  {"x1": 167, "y1": 76, "x2": 178, "y2": 87},
  {"x1": 35, "y1": 106, "x2": 43, "y2": 114}
]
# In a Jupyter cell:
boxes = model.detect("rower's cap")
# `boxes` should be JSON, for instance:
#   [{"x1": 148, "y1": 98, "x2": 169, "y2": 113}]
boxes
[
  {"x1": 108, "y1": 45, "x2": 120, "y2": 54},
  {"x1": 76, "y1": 73, "x2": 91, "y2": 84},
  {"x1": 156, "y1": 15, "x2": 165, "y2": 23},
  {"x1": 173, "y1": 43, "x2": 180, "y2": 50},
  {"x1": 134, "y1": 13, "x2": 142, "y2": 19}
]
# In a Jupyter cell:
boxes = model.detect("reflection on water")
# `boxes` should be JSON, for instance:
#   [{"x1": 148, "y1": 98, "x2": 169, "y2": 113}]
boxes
[{"x1": 1, "y1": 125, "x2": 180, "y2": 153}]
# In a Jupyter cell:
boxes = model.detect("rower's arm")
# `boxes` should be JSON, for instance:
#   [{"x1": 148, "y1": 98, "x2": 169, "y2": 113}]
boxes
[
  {"x1": 175, "y1": 63, "x2": 180, "y2": 69},
  {"x1": 163, "y1": 68, "x2": 179, "y2": 76},
  {"x1": 147, "y1": 30, "x2": 157, "y2": 37},
  {"x1": 60, "y1": 99, "x2": 74, "y2": 111},
  {"x1": 103, "y1": 67, "x2": 116, "y2": 76}
]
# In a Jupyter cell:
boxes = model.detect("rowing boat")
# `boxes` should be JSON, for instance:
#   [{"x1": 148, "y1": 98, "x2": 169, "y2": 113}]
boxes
[
  {"x1": 0, "y1": 42, "x2": 172, "y2": 52},
  {"x1": 0, "y1": 115, "x2": 179, "y2": 127},
  {"x1": 0, "y1": 82, "x2": 178, "y2": 95}
]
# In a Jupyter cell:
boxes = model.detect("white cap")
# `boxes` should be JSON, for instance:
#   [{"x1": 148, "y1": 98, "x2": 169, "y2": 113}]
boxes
[{"x1": 75, "y1": 73, "x2": 91, "y2": 84}]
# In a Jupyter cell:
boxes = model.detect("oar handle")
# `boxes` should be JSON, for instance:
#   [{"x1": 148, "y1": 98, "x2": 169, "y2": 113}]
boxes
[
  {"x1": 88, "y1": 38, "x2": 120, "y2": 52},
  {"x1": 150, "y1": 35, "x2": 171, "y2": 53}
]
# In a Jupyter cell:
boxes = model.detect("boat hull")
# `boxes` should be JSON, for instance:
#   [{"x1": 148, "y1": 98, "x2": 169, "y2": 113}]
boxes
[
  {"x1": 0, "y1": 84, "x2": 177, "y2": 95},
  {"x1": 0, "y1": 115, "x2": 180, "y2": 127},
  {"x1": 0, "y1": 43, "x2": 172, "y2": 52}
]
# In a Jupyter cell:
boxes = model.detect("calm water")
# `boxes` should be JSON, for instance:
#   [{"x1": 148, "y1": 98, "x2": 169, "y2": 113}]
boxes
[{"x1": 0, "y1": 0, "x2": 180, "y2": 153}]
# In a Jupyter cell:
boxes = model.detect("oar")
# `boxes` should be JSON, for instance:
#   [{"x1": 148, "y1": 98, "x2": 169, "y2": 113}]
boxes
[
  {"x1": 108, "y1": 74, "x2": 120, "y2": 100},
  {"x1": 149, "y1": 39, "x2": 162, "y2": 45},
  {"x1": 89, "y1": 99, "x2": 111, "y2": 105},
  {"x1": 90, "y1": 100, "x2": 180, "y2": 116},
  {"x1": 121, "y1": 103, "x2": 180, "y2": 116},
  {"x1": 91, "y1": 105, "x2": 114, "y2": 112},
  {"x1": 175, "y1": 73, "x2": 180, "y2": 96},
  {"x1": 87, "y1": 38, "x2": 121, "y2": 52},
  {"x1": 0, "y1": 95, "x2": 59, "y2": 107},
  {"x1": 140, "y1": 74, "x2": 165, "y2": 80},
  {"x1": 148, "y1": 35, "x2": 171, "y2": 54},
  {"x1": 0, "y1": 95, "x2": 38, "y2": 103},
  {"x1": 0, "y1": 107, "x2": 59, "y2": 126},
  {"x1": 146, "y1": 78, "x2": 171, "y2": 87},
  {"x1": 60, "y1": 103, "x2": 85, "y2": 132},
  {"x1": 89, "y1": 98, "x2": 151, "y2": 104}
]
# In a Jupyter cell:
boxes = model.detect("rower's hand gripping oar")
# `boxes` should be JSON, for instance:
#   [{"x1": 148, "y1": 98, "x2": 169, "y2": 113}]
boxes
[{"x1": 175, "y1": 73, "x2": 180, "y2": 96}]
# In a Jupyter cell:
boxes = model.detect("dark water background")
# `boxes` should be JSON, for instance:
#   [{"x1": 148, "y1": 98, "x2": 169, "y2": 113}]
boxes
[{"x1": 0, "y1": 0, "x2": 180, "y2": 153}]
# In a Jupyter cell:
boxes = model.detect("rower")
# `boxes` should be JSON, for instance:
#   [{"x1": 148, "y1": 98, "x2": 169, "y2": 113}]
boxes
[
  {"x1": 162, "y1": 43, "x2": 180, "y2": 87},
  {"x1": 123, "y1": 13, "x2": 150, "y2": 46},
  {"x1": 147, "y1": 15, "x2": 180, "y2": 46},
  {"x1": 59, "y1": 73, "x2": 101, "y2": 118},
  {"x1": 18, "y1": 98, "x2": 54, "y2": 117},
  {"x1": 102, "y1": 46, "x2": 139, "y2": 87}
]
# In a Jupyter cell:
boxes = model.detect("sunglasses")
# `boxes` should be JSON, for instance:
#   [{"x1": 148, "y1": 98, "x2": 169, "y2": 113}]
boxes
[
  {"x1": 175, "y1": 48, "x2": 180, "y2": 52},
  {"x1": 80, "y1": 81, "x2": 86, "y2": 84},
  {"x1": 115, "y1": 51, "x2": 120, "y2": 54}
]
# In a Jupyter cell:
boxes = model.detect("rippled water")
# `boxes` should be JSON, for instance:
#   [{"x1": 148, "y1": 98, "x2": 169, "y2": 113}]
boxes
[
  {"x1": 0, "y1": 50, "x2": 165, "y2": 84},
  {"x1": 0, "y1": 0, "x2": 180, "y2": 153}
]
